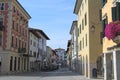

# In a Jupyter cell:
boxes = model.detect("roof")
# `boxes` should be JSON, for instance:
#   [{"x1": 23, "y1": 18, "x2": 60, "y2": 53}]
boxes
[
  {"x1": 55, "y1": 48, "x2": 65, "y2": 50},
  {"x1": 70, "y1": 20, "x2": 77, "y2": 34},
  {"x1": 29, "y1": 28, "x2": 50, "y2": 40},
  {"x1": 73, "y1": 0, "x2": 82, "y2": 14},
  {"x1": 16, "y1": 0, "x2": 31, "y2": 19}
]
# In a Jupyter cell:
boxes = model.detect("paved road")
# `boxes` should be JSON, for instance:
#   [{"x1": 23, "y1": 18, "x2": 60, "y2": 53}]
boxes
[{"x1": 0, "y1": 68, "x2": 102, "y2": 80}]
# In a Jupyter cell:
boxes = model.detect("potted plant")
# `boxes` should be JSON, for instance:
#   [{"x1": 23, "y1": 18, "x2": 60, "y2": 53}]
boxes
[{"x1": 105, "y1": 20, "x2": 120, "y2": 44}]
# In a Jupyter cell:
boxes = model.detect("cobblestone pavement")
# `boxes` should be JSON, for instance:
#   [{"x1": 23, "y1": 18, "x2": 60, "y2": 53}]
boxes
[{"x1": 0, "y1": 68, "x2": 103, "y2": 80}]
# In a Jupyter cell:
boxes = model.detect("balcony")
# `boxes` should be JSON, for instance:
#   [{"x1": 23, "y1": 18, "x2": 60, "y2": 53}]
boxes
[
  {"x1": 18, "y1": 48, "x2": 29, "y2": 57},
  {"x1": 18, "y1": 48, "x2": 26, "y2": 53}
]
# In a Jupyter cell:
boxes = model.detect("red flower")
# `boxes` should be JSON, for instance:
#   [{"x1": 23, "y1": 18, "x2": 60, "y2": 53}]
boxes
[{"x1": 105, "y1": 21, "x2": 120, "y2": 40}]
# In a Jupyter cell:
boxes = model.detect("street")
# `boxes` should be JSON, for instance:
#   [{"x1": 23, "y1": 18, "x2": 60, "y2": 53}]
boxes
[{"x1": 0, "y1": 68, "x2": 102, "y2": 80}]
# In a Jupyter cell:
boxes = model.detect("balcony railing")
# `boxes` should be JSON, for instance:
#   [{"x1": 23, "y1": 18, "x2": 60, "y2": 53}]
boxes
[{"x1": 18, "y1": 48, "x2": 26, "y2": 53}]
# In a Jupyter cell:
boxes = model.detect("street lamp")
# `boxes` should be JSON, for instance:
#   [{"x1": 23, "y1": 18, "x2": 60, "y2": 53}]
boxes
[{"x1": 90, "y1": 25, "x2": 95, "y2": 32}]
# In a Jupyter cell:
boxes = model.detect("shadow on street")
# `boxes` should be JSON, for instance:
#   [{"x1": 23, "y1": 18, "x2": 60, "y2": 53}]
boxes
[{"x1": 5, "y1": 68, "x2": 80, "y2": 77}]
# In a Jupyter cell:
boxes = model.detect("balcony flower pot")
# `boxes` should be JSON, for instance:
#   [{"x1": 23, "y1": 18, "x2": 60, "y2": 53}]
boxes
[
  {"x1": 112, "y1": 35, "x2": 120, "y2": 44},
  {"x1": 105, "y1": 20, "x2": 120, "y2": 40}
]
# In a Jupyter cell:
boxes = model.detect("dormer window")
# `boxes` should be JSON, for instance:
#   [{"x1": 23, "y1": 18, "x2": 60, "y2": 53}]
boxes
[{"x1": 0, "y1": 3, "x2": 4, "y2": 10}]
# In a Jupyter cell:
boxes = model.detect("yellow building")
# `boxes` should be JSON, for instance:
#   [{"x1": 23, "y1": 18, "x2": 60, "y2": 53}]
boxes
[
  {"x1": 102, "y1": 0, "x2": 120, "y2": 80},
  {"x1": 102, "y1": 0, "x2": 116, "y2": 53},
  {"x1": 74, "y1": 0, "x2": 102, "y2": 78}
]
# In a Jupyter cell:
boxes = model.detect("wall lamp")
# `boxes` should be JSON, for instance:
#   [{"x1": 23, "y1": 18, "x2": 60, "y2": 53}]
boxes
[{"x1": 90, "y1": 25, "x2": 95, "y2": 32}]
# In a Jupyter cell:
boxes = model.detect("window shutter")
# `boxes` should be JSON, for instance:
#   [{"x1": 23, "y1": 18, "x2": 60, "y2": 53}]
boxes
[
  {"x1": 102, "y1": 20, "x2": 105, "y2": 37},
  {"x1": 116, "y1": 2, "x2": 120, "y2": 20},
  {"x1": 112, "y1": 7, "x2": 117, "y2": 21},
  {"x1": 99, "y1": 9, "x2": 102, "y2": 21}
]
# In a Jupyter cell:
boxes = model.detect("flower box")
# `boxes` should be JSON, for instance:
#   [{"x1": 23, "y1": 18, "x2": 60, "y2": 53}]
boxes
[
  {"x1": 105, "y1": 21, "x2": 120, "y2": 41},
  {"x1": 112, "y1": 35, "x2": 120, "y2": 44}
]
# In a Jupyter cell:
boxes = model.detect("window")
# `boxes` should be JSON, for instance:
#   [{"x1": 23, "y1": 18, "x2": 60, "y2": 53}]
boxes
[
  {"x1": 0, "y1": 18, "x2": 4, "y2": 31},
  {"x1": 34, "y1": 52, "x2": 36, "y2": 57},
  {"x1": 83, "y1": 37, "x2": 84, "y2": 49},
  {"x1": 102, "y1": 16, "x2": 108, "y2": 38},
  {"x1": 82, "y1": 19, "x2": 84, "y2": 30},
  {"x1": 86, "y1": 34, "x2": 87, "y2": 46},
  {"x1": 12, "y1": 21, "x2": 14, "y2": 29},
  {"x1": 0, "y1": 3, "x2": 4, "y2": 10},
  {"x1": 10, "y1": 56, "x2": 13, "y2": 71},
  {"x1": 85, "y1": 13, "x2": 87, "y2": 26},
  {"x1": 24, "y1": 58, "x2": 26, "y2": 70},
  {"x1": 102, "y1": 0, "x2": 107, "y2": 7},
  {"x1": 18, "y1": 57, "x2": 20, "y2": 71},
  {"x1": 33, "y1": 42, "x2": 36, "y2": 47},
  {"x1": 99, "y1": 9, "x2": 102, "y2": 21},
  {"x1": 22, "y1": 41, "x2": 24, "y2": 48},
  {"x1": 16, "y1": 23, "x2": 18, "y2": 32},
  {"x1": 30, "y1": 51, "x2": 32, "y2": 56},
  {"x1": 112, "y1": 2, "x2": 120, "y2": 21},
  {"x1": 14, "y1": 57, "x2": 17, "y2": 71},
  {"x1": 80, "y1": 41, "x2": 82, "y2": 50},
  {"x1": 80, "y1": 25, "x2": 81, "y2": 33},
  {"x1": 19, "y1": 40, "x2": 21, "y2": 48},
  {"x1": 78, "y1": 28, "x2": 79, "y2": 36},
  {"x1": 13, "y1": 7, "x2": 16, "y2": 13},
  {"x1": 0, "y1": 32, "x2": 2, "y2": 46},
  {"x1": 16, "y1": 38, "x2": 17, "y2": 48},
  {"x1": 11, "y1": 36, "x2": 14, "y2": 47},
  {"x1": 30, "y1": 40, "x2": 32, "y2": 45},
  {"x1": 100, "y1": 32, "x2": 103, "y2": 44},
  {"x1": 25, "y1": 42, "x2": 26, "y2": 48}
]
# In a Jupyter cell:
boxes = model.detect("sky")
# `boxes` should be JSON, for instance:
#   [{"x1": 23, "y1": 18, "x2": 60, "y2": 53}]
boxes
[{"x1": 18, "y1": 0, "x2": 77, "y2": 50}]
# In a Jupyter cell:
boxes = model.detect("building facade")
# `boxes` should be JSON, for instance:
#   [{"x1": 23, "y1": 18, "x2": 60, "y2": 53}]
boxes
[
  {"x1": 66, "y1": 40, "x2": 72, "y2": 69},
  {"x1": 37, "y1": 29, "x2": 50, "y2": 69},
  {"x1": 28, "y1": 28, "x2": 39, "y2": 71},
  {"x1": 55, "y1": 48, "x2": 66, "y2": 67},
  {"x1": 74, "y1": 0, "x2": 102, "y2": 78},
  {"x1": 46, "y1": 46, "x2": 53, "y2": 67},
  {"x1": 69, "y1": 21, "x2": 78, "y2": 72},
  {"x1": 0, "y1": 0, "x2": 31, "y2": 74},
  {"x1": 102, "y1": 0, "x2": 120, "y2": 80},
  {"x1": 28, "y1": 28, "x2": 50, "y2": 71}
]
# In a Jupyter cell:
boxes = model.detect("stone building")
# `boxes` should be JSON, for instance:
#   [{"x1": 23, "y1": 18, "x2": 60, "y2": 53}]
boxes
[{"x1": 0, "y1": 0, "x2": 31, "y2": 74}]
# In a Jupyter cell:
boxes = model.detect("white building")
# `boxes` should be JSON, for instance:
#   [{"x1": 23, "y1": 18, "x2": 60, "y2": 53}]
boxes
[
  {"x1": 55, "y1": 48, "x2": 66, "y2": 67},
  {"x1": 29, "y1": 28, "x2": 49, "y2": 71},
  {"x1": 70, "y1": 21, "x2": 78, "y2": 72},
  {"x1": 28, "y1": 28, "x2": 39, "y2": 71}
]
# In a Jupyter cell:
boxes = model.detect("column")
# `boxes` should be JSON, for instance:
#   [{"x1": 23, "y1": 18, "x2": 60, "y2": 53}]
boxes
[
  {"x1": 104, "y1": 53, "x2": 112, "y2": 80},
  {"x1": 113, "y1": 50, "x2": 120, "y2": 80}
]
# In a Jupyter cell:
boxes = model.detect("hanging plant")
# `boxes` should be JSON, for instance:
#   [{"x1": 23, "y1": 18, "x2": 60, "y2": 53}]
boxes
[{"x1": 105, "y1": 20, "x2": 120, "y2": 40}]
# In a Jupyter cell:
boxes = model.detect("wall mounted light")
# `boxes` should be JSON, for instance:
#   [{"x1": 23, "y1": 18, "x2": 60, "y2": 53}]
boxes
[{"x1": 90, "y1": 25, "x2": 95, "y2": 32}]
